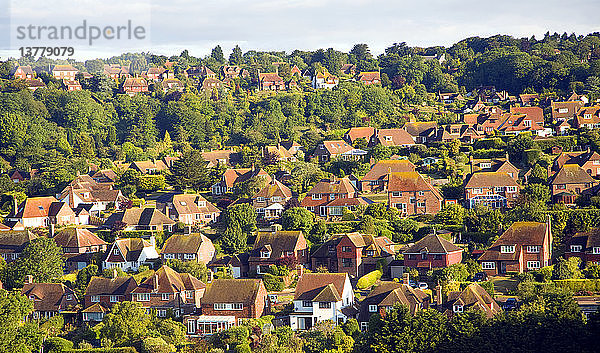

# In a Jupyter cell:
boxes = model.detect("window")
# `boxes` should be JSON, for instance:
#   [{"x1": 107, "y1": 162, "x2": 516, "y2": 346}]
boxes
[
  {"x1": 110, "y1": 295, "x2": 118, "y2": 303},
  {"x1": 66, "y1": 294, "x2": 73, "y2": 301},
  {"x1": 570, "y1": 245, "x2": 583, "y2": 252},
  {"x1": 369, "y1": 305, "x2": 377, "y2": 312},
  {"x1": 558, "y1": 108, "x2": 568, "y2": 114},
  {"x1": 184, "y1": 253, "x2": 196, "y2": 260},
  {"x1": 157, "y1": 309, "x2": 167, "y2": 317},
  {"x1": 418, "y1": 191, "x2": 424, "y2": 196},
  {"x1": 329, "y1": 194, "x2": 336, "y2": 200},
  {"x1": 163, "y1": 253, "x2": 175, "y2": 259},
  {"x1": 365, "y1": 250, "x2": 375, "y2": 257},
  {"x1": 384, "y1": 135, "x2": 392, "y2": 141},
  {"x1": 187, "y1": 319, "x2": 196, "y2": 334},
  {"x1": 91, "y1": 295, "x2": 100, "y2": 303},
  {"x1": 494, "y1": 186, "x2": 504, "y2": 193},
  {"x1": 524, "y1": 120, "x2": 532, "y2": 127},
  {"x1": 342, "y1": 258, "x2": 352, "y2": 267},
  {"x1": 410, "y1": 197, "x2": 416, "y2": 204},
  {"x1": 272, "y1": 196, "x2": 282, "y2": 203},
  {"x1": 302, "y1": 301, "x2": 312, "y2": 307},
  {"x1": 593, "y1": 247, "x2": 600, "y2": 255},
  {"x1": 526, "y1": 246, "x2": 540, "y2": 253},
  {"x1": 319, "y1": 302, "x2": 332, "y2": 309},
  {"x1": 113, "y1": 248, "x2": 119, "y2": 255},
  {"x1": 453, "y1": 305, "x2": 464, "y2": 313},
  {"x1": 391, "y1": 191, "x2": 401, "y2": 197},
  {"x1": 186, "y1": 291, "x2": 194, "y2": 299},
  {"x1": 527, "y1": 261, "x2": 540, "y2": 270},
  {"x1": 500, "y1": 245, "x2": 515, "y2": 253},
  {"x1": 256, "y1": 197, "x2": 265, "y2": 202},
  {"x1": 342, "y1": 246, "x2": 352, "y2": 252},
  {"x1": 480, "y1": 162, "x2": 492, "y2": 169},
  {"x1": 214, "y1": 303, "x2": 243, "y2": 310},
  {"x1": 260, "y1": 251, "x2": 271, "y2": 259},
  {"x1": 506, "y1": 186, "x2": 517, "y2": 193},
  {"x1": 162, "y1": 293, "x2": 170, "y2": 301},
  {"x1": 312, "y1": 194, "x2": 322, "y2": 200},
  {"x1": 482, "y1": 262, "x2": 495, "y2": 270},
  {"x1": 137, "y1": 293, "x2": 150, "y2": 302},
  {"x1": 417, "y1": 201, "x2": 425, "y2": 207},
  {"x1": 473, "y1": 188, "x2": 482, "y2": 194}
]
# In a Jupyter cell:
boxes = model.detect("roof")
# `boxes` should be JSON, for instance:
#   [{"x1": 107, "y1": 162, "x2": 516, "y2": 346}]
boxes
[
  {"x1": 123, "y1": 77, "x2": 148, "y2": 88},
  {"x1": 253, "y1": 179, "x2": 292, "y2": 199},
  {"x1": 551, "y1": 164, "x2": 597, "y2": 185},
  {"x1": 85, "y1": 276, "x2": 138, "y2": 296},
  {"x1": 249, "y1": 231, "x2": 305, "y2": 261},
  {"x1": 360, "y1": 282, "x2": 428, "y2": 318},
  {"x1": 357, "y1": 71, "x2": 381, "y2": 82},
  {"x1": 14, "y1": 196, "x2": 59, "y2": 218},
  {"x1": 132, "y1": 265, "x2": 205, "y2": 294},
  {"x1": 162, "y1": 233, "x2": 214, "y2": 254},
  {"x1": 361, "y1": 160, "x2": 416, "y2": 182},
  {"x1": 320, "y1": 140, "x2": 354, "y2": 155},
  {"x1": 104, "y1": 208, "x2": 175, "y2": 228},
  {"x1": 403, "y1": 234, "x2": 462, "y2": 254},
  {"x1": 221, "y1": 168, "x2": 271, "y2": 188},
  {"x1": 402, "y1": 122, "x2": 438, "y2": 137},
  {"x1": 22, "y1": 282, "x2": 75, "y2": 312},
  {"x1": 53, "y1": 65, "x2": 77, "y2": 72},
  {"x1": 259, "y1": 73, "x2": 284, "y2": 82},
  {"x1": 294, "y1": 273, "x2": 348, "y2": 301},
  {"x1": 376, "y1": 129, "x2": 415, "y2": 146},
  {"x1": 53, "y1": 228, "x2": 107, "y2": 249},
  {"x1": 445, "y1": 283, "x2": 501, "y2": 318},
  {"x1": 387, "y1": 172, "x2": 441, "y2": 199},
  {"x1": 465, "y1": 172, "x2": 519, "y2": 188},
  {"x1": 479, "y1": 222, "x2": 548, "y2": 261},
  {"x1": 171, "y1": 194, "x2": 220, "y2": 216},
  {"x1": 0, "y1": 230, "x2": 37, "y2": 254},
  {"x1": 202, "y1": 279, "x2": 264, "y2": 305},
  {"x1": 346, "y1": 127, "x2": 376, "y2": 143},
  {"x1": 569, "y1": 229, "x2": 600, "y2": 250},
  {"x1": 108, "y1": 238, "x2": 153, "y2": 262},
  {"x1": 304, "y1": 177, "x2": 356, "y2": 196}
]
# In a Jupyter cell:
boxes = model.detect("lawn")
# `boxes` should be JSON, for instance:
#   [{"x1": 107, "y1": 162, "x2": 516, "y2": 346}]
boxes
[{"x1": 490, "y1": 276, "x2": 519, "y2": 294}]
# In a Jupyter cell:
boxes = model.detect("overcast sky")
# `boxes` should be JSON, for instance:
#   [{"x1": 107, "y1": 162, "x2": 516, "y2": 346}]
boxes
[{"x1": 2, "y1": 0, "x2": 600, "y2": 60}]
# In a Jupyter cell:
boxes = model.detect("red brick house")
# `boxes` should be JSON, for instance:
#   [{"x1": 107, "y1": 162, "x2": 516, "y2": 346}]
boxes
[
  {"x1": 344, "y1": 127, "x2": 376, "y2": 146},
  {"x1": 22, "y1": 278, "x2": 78, "y2": 320},
  {"x1": 464, "y1": 172, "x2": 520, "y2": 209},
  {"x1": 575, "y1": 106, "x2": 600, "y2": 129},
  {"x1": 122, "y1": 77, "x2": 149, "y2": 95},
  {"x1": 0, "y1": 230, "x2": 37, "y2": 263},
  {"x1": 360, "y1": 160, "x2": 416, "y2": 193},
  {"x1": 300, "y1": 177, "x2": 357, "y2": 217},
  {"x1": 311, "y1": 232, "x2": 396, "y2": 277},
  {"x1": 83, "y1": 275, "x2": 138, "y2": 322},
  {"x1": 252, "y1": 179, "x2": 292, "y2": 220},
  {"x1": 565, "y1": 229, "x2": 600, "y2": 266},
  {"x1": 550, "y1": 149, "x2": 600, "y2": 178},
  {"x1": 52, "y1": 65, "x2": 78, "y2": 80},
  {"x1": 518, "y1": 94, "x2": 539, "y2": 106},
  {"x1": 550, "y1": 164, "x2": 598, "y2": 205},
  {"x1": 161, "y1": 233, "x2": 216, "y2": 265},
  {"x1": 478, "y1": 221, "x2": 552, "y2": 275},
  {"x1": 402, "y1": 234, "x2": 463, "y2": 272},
  {"x1": 371, "y1": 128, "x2": 415, "y2": 147},
  {"x1": 53, "y1": 228, "x2": 108, "y2": 272},
  {"x1": 165, "y1": 193, "x2": 221, "y2": 226},
  {"x1": 12, "y1": 65, "x2": 34, "y2": 80},
  {"x1": 551, "y1": 101, "x2": 584, "y2": 122},
  {"x1": 211, "y1": 167, "x2": 271, "y2": 196},
  {"x1": 387, "y1": 172, "x2": 443, "y2": 216},
  {"x1": 131, "y1": 265, "x2": 206, "y2": 318},
  {"x1": 200, "y1": 279, "x2": 267, "y2": 323},
  {"x1": 357, "y1": 71, "x2": 381, "y2": 85},
  {"x1": 248, "y1": 230, "x2": 309, "y2": 274},
  {"x1": 258, "y1": 73, "x2": 285, "y2": 91},
  {"x1": 443, "y1": 283, "x2": 501, "y2": 318}
]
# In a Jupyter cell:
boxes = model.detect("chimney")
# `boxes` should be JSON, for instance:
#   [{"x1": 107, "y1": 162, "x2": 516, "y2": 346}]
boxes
[
  {"x1": 435, "y1": 285, "x2": 443, "y2": 305},
  {"x1": 149, "y1": 235, "x2": 156, "y2": 248},
  {"x1": 112, "y1": 268, "x2": 118, "y2": 279},
  {"x1": 296, "y1": 264, "x2": 304, "y2": 277},
  {"x1": 164, "y1": 205, "x2": 169, "y2": 219},
  {"x1": 469, "y1": 155, "x2": 474, "y2": 174},
  {"x1": 505, "y1": 152, "x2": 509, "y2": 162},
  {"x1": 25, "y1": 275, "x2": 33, "y2": 284},
  {"x1": 153, "y1": 274, "x2": 159, "y2": 292},
  {"x1": 13, "y1": 196, "x2": 18, "y2": 216},
  {"x1": 402, "y1": 272, "x2": 410, "y2": 285},
  {"x1": 547, "y1": 214, "x2": 553, "y2": 259}
]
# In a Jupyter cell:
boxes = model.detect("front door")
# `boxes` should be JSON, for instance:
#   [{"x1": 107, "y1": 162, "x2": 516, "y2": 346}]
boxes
[{"x1": 500, "y1": 262, "x2": 507, "y2": 274}]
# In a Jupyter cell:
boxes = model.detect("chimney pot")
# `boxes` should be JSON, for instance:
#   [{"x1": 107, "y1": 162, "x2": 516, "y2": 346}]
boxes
[
  {"x1": 402, "y1": 272, "x2": 410, "y2": 285},
  {"x1": 296, "y1": 264, "x2": 304, "y2": 277},
  {"x1": 153, "y1": 274, "x2": 159, "y2": 292}
]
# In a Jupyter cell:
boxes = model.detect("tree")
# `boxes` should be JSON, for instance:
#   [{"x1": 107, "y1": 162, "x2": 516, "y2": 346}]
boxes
[
  {"x1": 101, "y1": 301, "x2": 151, "y2": 346},
  {"x1": 522, "y1": 183, "x2": 550, "y2": 203},
  {"x1": 223, "y1": 204, "x2": 256, "y2": 234},
  {"x1": 281, "y1": 207, "x2": 314, "y2": 235},
  {"x1": 434, "y1": 204, "x2": 466, "y2": 225},
  {"x1": 7, "y1": 237, "x2": 64, "y2": 287},
  {"x1": 229, "y1": 45, "x2": 243, "y2": 65},
  {"x1": 167, "y1": 149, "x2": 212, "y2": 191},
  {"x1": 211, "y1": 45, "x2": 225, "y2": 64},
  {"x1": 552, "y1": 257, "x2": 583, "y2": 280},
  {"x1": 0, "y1": 289, "x2": 36, "y2": 353},
  {"x1": 165, "y1": 259, "x2": 209, "y2": 282}
]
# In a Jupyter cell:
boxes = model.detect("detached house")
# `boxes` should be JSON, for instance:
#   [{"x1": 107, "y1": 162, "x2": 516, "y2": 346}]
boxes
[
  {"x1": 300, "y1": 177, "x2": 357, "y2": 217},
  {"x1": 129, "y1": 160, "x2": 168, "y2": 174},
  {"x1": 344, "y1": 127, "x2": 376, "y2": 146},
  {"x1": 402, "y1": 121, "x2": 438, "y2": 144},
  {"x1": 464, "y1": 172, "x2": 520, "y2": 209},
  {"x1": 565, "y1": 229, "x2": 600, "y2": 266},
  {"x1": 361, "y1": 160, "x2": 416, "y2": 193},
  {"x1": 478, "y1": 221, "x2": 552, "y2": 275},
  {"x1": 12, "y1": 65, "x2": 34, "y2": 80},
  {"x1": 575, "y1": 106, "x2": 600, "y2": 129},
  {"x1": 7, "y1": 196, "x2": 77, "y2": 228},
  {"x1": 314, "y1": 140, "x2": 367, "y2": 163},
  {"x1": 311, "y1": 232, "x2": 395, "y2": 277},
  {"x1": 371, "y1": 128, "x2": 415, "y2": 147},
  {"x1": 357, "y1": 281, "x2": 429, "y2": 330},
  {"x1": 387, "y1": 172, "x2": 443, "y2": 216},
  {"x1": 83, "y1": 275, "x2": 138, "y2": 322},
  {"x1": 104, "y1": 207, "x2": 175, "y2": 232},
  {"x1": 249, "y1": 230, "x2": 309, "y2": 274},
  {"x1": 22, "y1": 278, "x2": 78, "y2": 320},
  {"x1": 131, "y1": 265, "x2": 205, "y2": 317},
  {"x1": 165, "y1": 193, "x2": 221, "y2": 226},
  {"x1": 252, "y1": 179, "x2": 292, "y2": 220},
  {"x1": 103, "y1": 237, "x2": 160, "y2": 271},
  {"x1": 258, "y1": 73, "x2": 285, "y2": 91},
  {"x1": 438, "y1": 92, "x2": 464, "y2": 105},
  {"x1": 402, "y1": 233, "x2": 463, "y2": 272},
  {"x1": 551, "y1": 101, "x2": 584, "y2": 122},
  {"x1": 0, "y1": 230, "x2": 37, "y2": 263},
  {"x1": 443, "y1": 283, "x2": 501, "y2": 318},
  {"x1": 200, "y1": 278, "x2": 267, "y2": 322},
  {"x1": 122, "y1": 78, "x2": 149, "y2": 95},
  {"x1": 211, "y1": 167, "x2": 271, "y2": 196},
  {"x1": 549, "y1": 149, "x2": 600, "y2": 178},
  {"x1": 357, "y1": 71, "x2": 381, "y2": 85},
  {"x1": 290, "y1": 273, "x2": 354, "y2": 330},
  {"x1": 312, "y1": 71, "x2": 339, "y2": 89},
  {"x1": 52, "y1": 65, "x2": 78, "y2": 80},
  {"x1": 550, "y1": 164, "x2": 598, "y2": 205},
  {"x1": 161, "y1": 233, "x2": 216, "y2": 265},
  {"x1": 53, "y1": 228, "x2": 108, "y2": 272}
]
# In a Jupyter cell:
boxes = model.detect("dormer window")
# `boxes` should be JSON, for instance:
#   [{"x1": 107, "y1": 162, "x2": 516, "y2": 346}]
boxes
[
  {"x1": 369, "y1": 305, "x2": 378, "y2": 312},
  {"x1": 260, "y1": 251, "x2": 271, "y2": 259},
  {"x1": 570, "y1": 245, "x2": 582, "y2": 252},
  {"x1": 584, "y1": 114, "x2": 592, "y2": 119},
  {"x1": 113, "y1": 248, "x2": 119, "y2": 255},
  {"x1": 180, "y1": 201, "x2": 187, "y2": 206},
  {"x1": 480, "y1": 162, "x2": 492, "y2": 169},
  {"x1": 500, "y1": 245, "x2": 515, "y2": 253},
  {"x1": 453, "y1": 305, "x2": 464, "y2": 313},
  {"x1": 558, "y1": 108, "x2": 568, "y2": 114},
  {"x1": 593, "y1": 247, "x2": 600, "y2": 255},
  {"x1": 312, "y1": 194, "x2": 322, "y2": 200}
]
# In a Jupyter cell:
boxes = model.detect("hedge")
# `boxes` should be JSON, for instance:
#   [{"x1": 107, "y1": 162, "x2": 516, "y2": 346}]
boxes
[
  {"x1": 66, "y1": 349, "x2": 137, "y2": 353},
  {"x1": 553, "y1": 279, "x2": 600, "y2": 292},
  {"x1": 357, "y1": 270, "x2": 382, "y2": 289}
]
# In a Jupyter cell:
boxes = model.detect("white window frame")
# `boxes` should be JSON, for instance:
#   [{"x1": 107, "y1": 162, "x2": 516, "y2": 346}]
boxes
[
  {"x1": 526, "y1": 246, "x2": 540, "y2": 253},
  {"x1": 593, "y1": 247, "x2": 600, "y2": 255},
  {"x1": 500, "y1": 245, "x2": 516, "y2": 253},
  {"x1": 137, "y1": 293, "x2": 150, "y2": 302},
  {"x1": 91, "y1": 295, "x2": 100, "y2": 303},
  {"x1": 368, "y1": 305, "x2": 377, "y2": 313},
  {"x1": 570, "y1": 245, "x2": 582, "y2": 252},
  {"x1": 453, "y1": 305, "x2": 464, "y2": 313},
  {"x1": 312, "y1": 194, "x2": 322, "y2": 200},
  {"x1": 391, "y1": 191, "x2": 401, "y2": 197},
  {"x1": 481, "y1": 262, "x2": 495, "y2": 270},
  {"x1": 110, "y1": 295, "x2": 118, "y2": 303},
  {"x1": 527, "y1": 261, "x2": 540, "y2": 270},
  {"x1": 162, "y1": 293, "x2": 170, "y2": 301}
]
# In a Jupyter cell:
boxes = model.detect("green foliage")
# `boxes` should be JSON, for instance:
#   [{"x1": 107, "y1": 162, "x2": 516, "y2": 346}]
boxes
[
  {"x1": 357, "y1": 270, "x2": 382, "y2": 289},
  {"x1": 45, "y1": 337, "x2": 74, "y2": 353},
  {"x1": 583, "y1": 264, "x2": 600, "y2": 279},
  {"x1": 553, "y1": 279, "x2": 600, "y2": 292},
  {"x1": 281, "y1": 207, "x2": 314, "y2": 235},
  {"x1": 434, "y1": 204, "x2": 466, "y2": 226},
  {"x1": 167, "y1": 149, "x2": 213, "y2": 191},
  {"x1": 552, "y1": 257, "x2": 583, "y2": 280},
  {"x1": 262, "y1": 273, "x2": 285, "y2": 292},
  {"x1": 164, "y1": 259, "x2": 209, "y2": 282},
  {"x1": 100, "y1": 301, "x2": 151, "y2": 346},
  {"x1": 141, "y1": 337, "x2": 174, "y2": 353},
  {"x1": 0, "y1": 289, "x2": 35, "y2": 353},
  {"x1": 6, "y1": 236, "x2": 64, "y2": 288}
]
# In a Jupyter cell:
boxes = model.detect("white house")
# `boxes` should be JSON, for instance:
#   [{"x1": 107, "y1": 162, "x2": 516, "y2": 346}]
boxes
[
  {"x1": 103, "y1": 237, "x2": 160, "y2": 272},
  {"x1": 312, "y1": 71, "x2": 339, "y2": 89},
  {"x1": 289, "y1": 272, "x2": 354, "y2": 330}
]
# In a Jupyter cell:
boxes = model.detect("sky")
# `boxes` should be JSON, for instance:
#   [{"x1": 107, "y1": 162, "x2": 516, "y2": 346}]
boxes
[{"x1": 1, "y1": 0, "x2": 600, "y2": 60}]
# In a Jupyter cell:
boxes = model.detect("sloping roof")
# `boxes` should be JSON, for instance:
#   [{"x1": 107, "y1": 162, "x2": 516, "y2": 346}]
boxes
[
  {"x1": 294, "y1": 273, "x2": 348, "y2": 301},
  {"x1": 346, "y1": 127, "x2": 376, "y2": 143},
  {"x1": 305, "y1": 177, "x2": 356, "y2": 195},
  {"x1": 53, "y1": 228, "x2": 107, "y2": 248},
  {"x1": 171, "y1": 194, "x2": 220, "y2": 216},
  {"x1": 479, "y1": 222, "x2": 547, "y2": 261},
  {"x1": 445, "y1": 283, "x2": 501, "y2": 318},
  {"x1": 85, "y1": 276, "x2": 138, "y2": 296},
  {"x1": 321, "y1": 140, "x2": 354, "y2": 155},
  {"x1": 551, "y1": 164, "x2": 596, "y2": 185},
  {"x1": 162, "y1": 233, "x2": 213, "y2": 254},
  {"x1": 14, "y1": 196, "x2": 59, "y2": 218},
  {"x1": 403, "y1": 234, "x2": 462, "y2": 254},
  {"x1": 0, "y1": 230, "x2": 37, "y2": 254},
  {"x1": 22, "y1": 283, "x2": 75, "y2": 312},
  {"x1": 253, "y1": 179, "x2": 292, "y2": 199},
  {"x1": 259, "y1": 73, "x2": 284, "y2": 82},
  {"x1": 376, "y1": 129, "x2": 415, "y2": 146},
  {"x1": 360, "y1": 281, "x2": 428, "y2": 319},
  {"x1": 53, "y1": 65, "x2": 77, "y2": 72},
  {"x1": 132, "y1": 265, "x2": 205, "y2": 294},
  {"x1": 249, "y1": 231, "x2": 304, "y2": 261},
  {"x1": 357, "y1": 71, "x2": 380, "y2": 82},
  {"x1": 221, "y1": 168, "x2": 271, "y2": 188},
  {"x1": 361, "y1": 160, "x2": 416, "y2": 182},
  {"x1": 387, "y1": 172, "x2": 441, "y2": 199},
  {"x1": 105, "y1": 208, "x2": 175, "y2": 228},
  {"x1": 402, "y1": 122, "x2": 438, "y2": 137},
  {"x1": 109, "y1": 238, "x2": 153, "y2": 262},
  {"x1": 202, "y1": 279, "x2": 264, "y2": 305},
  {"x1": 465, "y1": 172, "x2": 519, "y2": 188}
]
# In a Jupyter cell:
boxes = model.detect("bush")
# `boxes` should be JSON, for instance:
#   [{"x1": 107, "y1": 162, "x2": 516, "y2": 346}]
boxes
[
  {"x1": 45, "y1": 337, "x2": 74, "y2": 353},
  {"x1": 584, "y1": 264, "x2": 600, "y2": 279},
  {"x1": 262, "y1": 273, "x2": 284, "y2": 291},
  {"x1": 357, "y1": 270, "x2": 382, "y2": 289},
  {"x1": 66, "y1": 349, "x2": 137, "y2": 353},
  {"x1": 141, "y1": 337, "x2": 174, "y2": 353},
  {"x1": 553, "y1": 279, "x2": 600, "y2": 292}
]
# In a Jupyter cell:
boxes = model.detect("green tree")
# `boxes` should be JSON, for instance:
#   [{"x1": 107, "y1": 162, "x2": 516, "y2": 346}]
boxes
[
  {"x1": 552, "y1": 257, "x2": 583, "y2": 280},
  {"x1": 281, "y1": 207, "x2": 314, "y2": 235},
  {"x1": 167, "y1": 149, "x2": 212, "y2": 191},
  {"x1": 211, "y1": 45, "x2": 225, "y2": 64},
  {"x1": 229, "y1": 45, "x2": 243, "y2": 65},
  {"x1": 101, "y1": 301, "x2": 151, "y2": 346},
  {"x1": 0, "y1": 289, "x2": 36, "y2": 353},
  {"x1": 7, "y1": 237, "x2": 64, "y2": 287},
  {"x1": 165, "y1": 259, "x2": 209, "y2": 282},
  {"x1": 435, "y1": 204, "x2": 466, "y2": 225}
]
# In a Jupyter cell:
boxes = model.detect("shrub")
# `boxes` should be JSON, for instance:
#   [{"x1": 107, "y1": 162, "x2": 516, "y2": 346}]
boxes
[
  {"x1": 45, "y1": 337, "x2": 74, "y2": 353},
  {"x1": 583, "y1": 264, "x2": 600, "y2": 279},
  {"x1": 262, "y1": 273, "x2": 284, "y2": 291},
  {"x1": 66, "y1": 349, "x2": 137, "y2": 353},
  {"x1": 357, "y1": 270, "x2": 382, "y2": 289},
  {"x1": 553, "y1": 279, "x2": 600, "y2": 292},
  {"x1": 141, "y1": 337, "x2": 174, "y2": 353}
]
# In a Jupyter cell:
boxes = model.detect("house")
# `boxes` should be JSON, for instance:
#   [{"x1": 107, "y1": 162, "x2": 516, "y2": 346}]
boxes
[
  {"x1": 164, "y1": 193, "x2": 221, "y2": 226},
  {"x1": 478, "y1": 221, "x2": 552, "y2": 275},
  {"x1": 357, "y1": 281, "x2": 430, "y2": 330},
  {"x1": 6, "y1": 196, "x2": 77, "y2": 228},
  {"x1": 504, "y1": 107, "x2": 546, "y2": 136},
  {"x1": 371, "y1": 128, "x2": 415, "y2": 147},
  {"x1": 211, "y1": 167, "x2": 271, "y2": 196},
  {"x1": 311, "y1": 233, "x2": 395, "y2": 277},
  {"x1": 161, "y1": 233, "x2": 216, "y2": 265},
  {"x1": 443, "y1": 283, "x2": 501, "y2": 318},
  {"x1": 468, "y1": 155, "x2": 520, "y2": 180},
  {"x1": 438, "y1": 92, "x2": 465, "y2": 105},
  {"x1": 300, "y1": 177, "x2": 357, "y2": 217},
  {"x1": 312, "y1": 71, "x2": 339, "y2": 89},
  {"x1": 402, "y1": 121, "x2": 438, "y2": 144},
  {"x1": 340, "y1": 64, "x2": 356, "y2": 76},
  {"x1": 129, "y1": 160, "x2": 168, "y2": 174},
  {"x1": 201, "y1": 149, "x2": 237, "y2": 167},
  {"x1": 387, "y1": 172, "x2": 443, "y2": 216},
  {"x1": 464, "y1": 172, "x2": 520, "y2": 209},
  {"x1": 103, "y1": 237, "x2": 160, "y2": 271},
  {"x1": 549, "y1": 149, "x2": 600, "y2": 177},
  {"x1": 8, "y1": 169, "x2": 36, "y2": 183},
  {"x1": 162, "y1": 78, "x2": 184, "y2": 92},
  {"x1": 104, "y1": 208, "x2": 175, "y2": 232},
  {"x1": 290, "y1": 272, "x2": 354, "y2": 330},
  {"x1": 248, "y1": 230, "x2": 309, "y2": 274},
  {"x1": 25, "y1": 79, "x2": 46, "y2": 91},
  {"x1": 131, "y1": 265, "x2": 205, "y2": 318},
  {"x1": 22, "y1": 277, "x2": 78, "y2": 320},
  {"x1": 58, "y1": 179, "x2": 124, "y2": 217},
  {"x1": 263, "y1": 145, "x2": 296, "y2": 162},
  {"x1": 551, "y1": 101, "x2": 584, "y2": 122},
  {"x1": 357, "y1": 71, "x2": 381, "y2": 85},
  {"x1": 12, "y1": 65, "x2": 35, "y2": 80},
  {"x1": 313, "y1": 140, "x2": 367, "y2": 163},
  {"x1": 122, "y1": 77, "x2": 149, "y2": 95},
  {"x1": 91, "y1": 169, "x2": 118, "y2": 183},
  {"x1": 290, "y1": 65, "x2": 302, "y2": 76},
  {"x1": 53, "y1": 228, "x2": 108, "y2": 272},
  {"x1": 258, "y1": 73, "x2": 285, "y2": 91},
  {"x1": 103, "y1": 64, "x2": 131, "y2": 80},
  {"x1": 518, "y1": 94, "x2": 539, "y2": 106},
  {"x1": 252, "y1": 179, "x2": 292, "y2": 220},
  {"x1": 145, "y1": 67, "x2": 167, "y2": 81},
  {"x1": 201, "y1": 77, "x2": 223, "y2": 91},
  {"x1": 63, "y1": 79, "x2": 82, "y2": 91},
  {"x1": 565, "y1": 229, "x2": 600, "y2": 267},
  {"x1": 344, "y1": 127, "x2": 376, "y2": 146},
  {"x1": 402, "y1": 233, "x2": 463, "y2": 272},
  {"x1": 52, "y1": 65, "x2": 78, "y2": 80},
  {"x1": 550, "y1": 164, "x2": 598, "y2": 205},
  {"x1": 0, "y1": 230, "x2": 37, "y2": 263},
  {"x1": 83, "y1": 275, "x2": 138, "y2": 322},
  {"x1": 567, "y1": 91, "x2": 589, "y2": 104},
  {"x1": 280, "y1": 140, "x2": 303, "y2": 155},
  {"x1": 207, "y1": 253, "x2": 249, "y2": 278},
  {"x1": 575, "y1": 106, "x2": 600, "y2": 129},
  {"x1": 200, "y1": 279, "x2": 267, "y2": 323}
]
